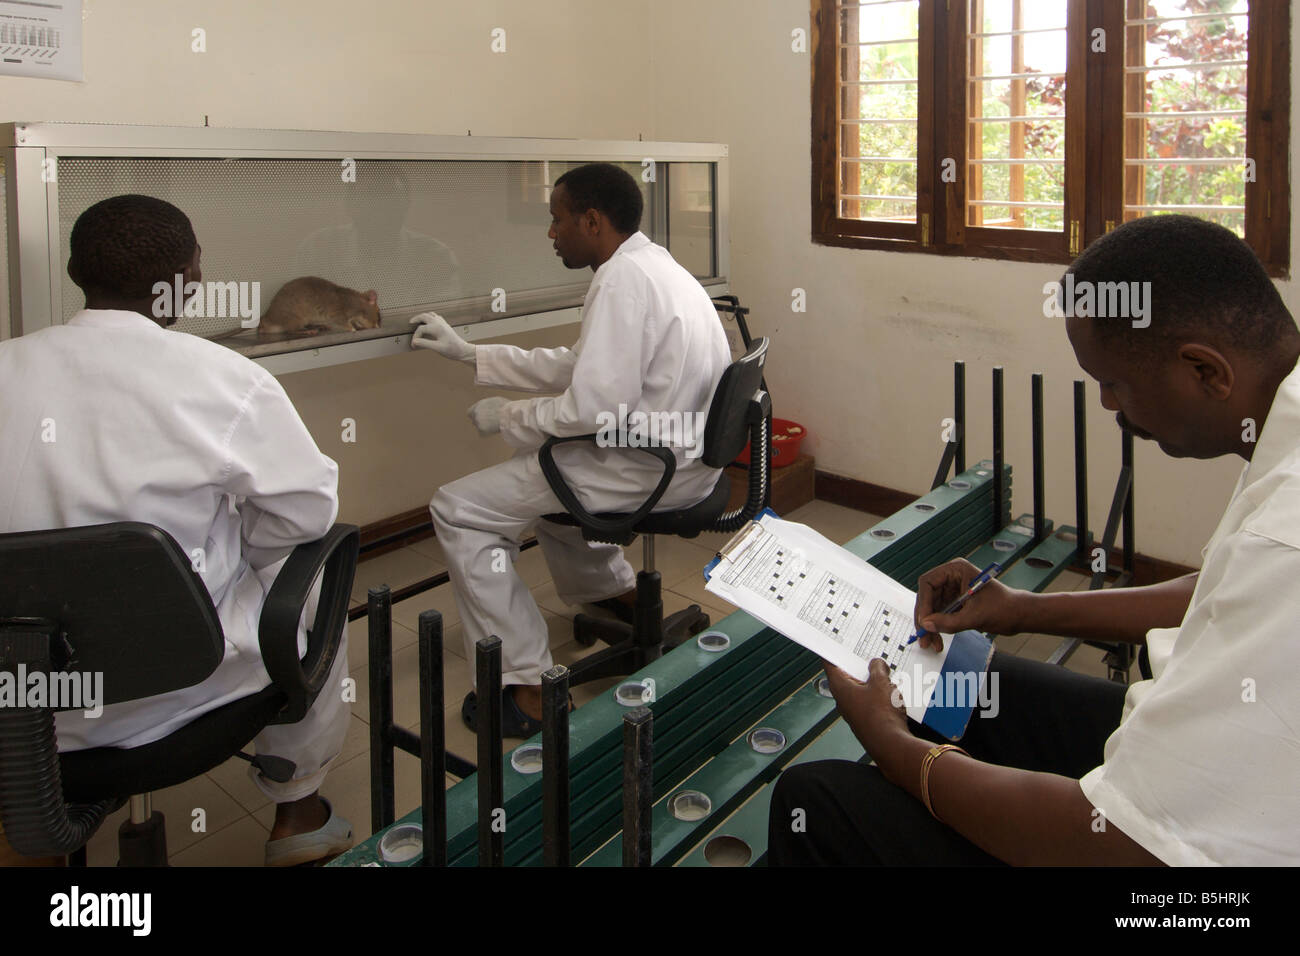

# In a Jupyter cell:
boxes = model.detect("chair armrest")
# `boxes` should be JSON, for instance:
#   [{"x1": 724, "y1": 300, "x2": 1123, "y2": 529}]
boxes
[
  {"x1": 258, "y1": 524, "x2": 359, "y2": 724},
  {"x1": 538, "y1": 434, "x2": 677, "y2": 545}
]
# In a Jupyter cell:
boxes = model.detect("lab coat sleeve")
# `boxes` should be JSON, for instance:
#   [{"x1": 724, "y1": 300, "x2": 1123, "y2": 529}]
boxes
[
  {"x1": 222, "y1": 373, "x2": 340, "y2": 572},
  {"x1": 496, "y1": 275, "x2": 647, "y2": 449},
  {"x1": 474, "y1": 342, "x2": 577, "y2": 393}
]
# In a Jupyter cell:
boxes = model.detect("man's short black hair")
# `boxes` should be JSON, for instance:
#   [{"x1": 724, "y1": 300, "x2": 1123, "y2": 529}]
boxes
[
  {"x1": 1065, "y1": 214, "x2": 1295, "y2": 357},
  {"x1": 554, "y1": 163, "x2": 643, "y2": 234},
  {"x1": 68, "y1": 194, "x2": 197, "y2": 299}
]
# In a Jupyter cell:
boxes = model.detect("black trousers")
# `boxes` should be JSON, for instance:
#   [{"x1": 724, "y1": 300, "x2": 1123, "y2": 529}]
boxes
[{"x1": 766, "y1": 651, "x2": 1128, "y2": 865}]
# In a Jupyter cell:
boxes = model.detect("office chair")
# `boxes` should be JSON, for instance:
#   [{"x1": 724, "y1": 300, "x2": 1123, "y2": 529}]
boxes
[
  {"x1": 0, "y1": 520, "x2": 357, "y2": 865},
  {"x1": 538, "y1": 337, "x2": 771, "y2": 687}
]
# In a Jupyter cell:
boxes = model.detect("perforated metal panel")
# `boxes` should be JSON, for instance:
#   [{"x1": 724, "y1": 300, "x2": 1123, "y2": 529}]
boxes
[
  {"x1": 0, "y1": 168, "x2": 9, "y2": 341},
  {"x1": 57, "y1": 158, "x2": 672, "y2": 338}
]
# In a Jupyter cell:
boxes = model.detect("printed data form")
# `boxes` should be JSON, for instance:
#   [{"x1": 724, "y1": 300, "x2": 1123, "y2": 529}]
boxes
[{"x1": 705, "y1": 513, "x2": 953, "y2": 721}]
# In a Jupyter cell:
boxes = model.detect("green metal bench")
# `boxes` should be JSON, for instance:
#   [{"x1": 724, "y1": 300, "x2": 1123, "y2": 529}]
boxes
[{"x1": 331, "y1": 459, "x2": 1009, "y2": 867}]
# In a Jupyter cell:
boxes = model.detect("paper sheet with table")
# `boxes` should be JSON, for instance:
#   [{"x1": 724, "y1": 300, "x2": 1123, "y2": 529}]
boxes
[{"x1": 704, "y1": 511, "x2": 993, "y2": 735}]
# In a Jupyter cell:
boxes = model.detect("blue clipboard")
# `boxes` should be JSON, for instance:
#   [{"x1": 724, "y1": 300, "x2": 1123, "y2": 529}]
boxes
[{"x1": 920, "y1": 628, "x2": 996, "y2": 741}]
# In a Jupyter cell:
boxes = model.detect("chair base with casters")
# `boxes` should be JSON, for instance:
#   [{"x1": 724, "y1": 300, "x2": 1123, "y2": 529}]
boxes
[
  {"x1": 0, "y1": 521, "x2": 358, "y2": 866},
  {"x1": 539, "y1": 337, "x2": 771, "y2": 689}
]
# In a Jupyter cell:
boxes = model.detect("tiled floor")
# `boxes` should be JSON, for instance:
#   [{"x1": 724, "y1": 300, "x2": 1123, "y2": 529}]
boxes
[{"x1": 80, "y1": 499, "x2": 1127, "y2": 866}]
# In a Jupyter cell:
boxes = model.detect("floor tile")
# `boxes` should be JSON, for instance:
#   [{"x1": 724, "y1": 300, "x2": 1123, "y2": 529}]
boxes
[
  {"x1": 782, "y1": 500, "x2": 883, "y2": 545},
  {"x1": 168, "y1": 815, "x2": 270, "y2": 867},
  {"x1": 390, "y1": 584, "x2": 463, "y2": 650},
  {"x1": 84, "y1": 773, "x2": 248, "y2": 866},
  {"x1": 351, "y1": 546, "x2": 444, "y2": 605},
  {"x1": 347, "y1": 614, "x2": 419, "y2": 673},
  {"x1": 350, "y1": 634, "x2": 473, "y2": 731},
  {"x1": 627, "y1": 535, "x2": 718, "y2": 591}
]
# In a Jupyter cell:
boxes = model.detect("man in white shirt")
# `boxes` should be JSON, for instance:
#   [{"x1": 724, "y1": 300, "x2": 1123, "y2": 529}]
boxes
[
  {"x1": 769, "y1": 215, "x2": 1300, "y2": 865},
  {"x1": 0, "y1": 195, "x2": 352, "y2": 865},
  {"x1": 411, "y1": 163, "x2": 730, "y2": 736}
]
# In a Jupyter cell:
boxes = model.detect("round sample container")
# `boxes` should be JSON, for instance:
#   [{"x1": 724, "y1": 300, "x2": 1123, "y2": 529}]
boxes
[
  {"x1": 378, "y1": 823, "x2": 423, "y2": 865},
  {"x1": 696, "y1": 630, "x2": 731, "y2": 653},
  {"x1": 748, "y1": 727, "x2": 787, "y2": 754},
  {"x1": 614, "y1": 680, "x2": 654, "y2": 706},
  {"x1": 668, "y1": 790, "x2": 713, "y2": 822},
  {"x1": 815, "y1": 675, "x2": 833, "y2": 698},
  {"x1": 511, "y1": 743, "x2": 543, "y2": 774}
]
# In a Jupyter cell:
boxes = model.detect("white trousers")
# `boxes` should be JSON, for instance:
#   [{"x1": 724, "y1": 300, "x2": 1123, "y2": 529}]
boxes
[
  {"x1": 248, "y1": 626, "x2": 351, "y2": 803},
  {"x1": 431, "y1": 451, "x2": 637, "y2": 687}
]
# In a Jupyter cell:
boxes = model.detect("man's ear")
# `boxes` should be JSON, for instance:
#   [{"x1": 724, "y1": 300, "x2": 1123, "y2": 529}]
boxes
[
  {"x1": 1177, "y1": 343, "x2": 1234, "y2": 400},
  {"x1": 180, "y1": 244, "x2": 201, "y2": 285},
  {"x1": 67, "y1": 257, "x2": 82, "y2": 286}
]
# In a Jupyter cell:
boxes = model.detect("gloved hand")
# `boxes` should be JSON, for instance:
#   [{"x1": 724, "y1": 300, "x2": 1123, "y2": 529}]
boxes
[
  {"x1": 409, "y1": 312, "x2": 476, "y2": 363},
  {"x1": 468, "y1": 396, "x2": 509, "y2": 436}
]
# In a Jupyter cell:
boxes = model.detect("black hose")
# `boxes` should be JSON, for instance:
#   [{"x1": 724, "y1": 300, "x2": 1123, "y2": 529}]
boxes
[
  {"x1": 0, "y1": 704, "x2": 115, "y2": 858},
  {"x1": 715, "y1": 417, "x2": 771, "y2": 532}
]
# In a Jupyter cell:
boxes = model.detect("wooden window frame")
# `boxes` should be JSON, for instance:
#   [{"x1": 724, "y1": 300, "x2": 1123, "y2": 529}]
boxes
[{"x1": 811, "y1": 0, "x2": 1291, "y2": 276}]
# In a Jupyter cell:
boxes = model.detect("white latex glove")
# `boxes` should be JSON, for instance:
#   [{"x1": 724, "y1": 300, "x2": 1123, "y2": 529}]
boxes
[
  {"x1": 468, "y1": 397, "x2": 508, "y2": 436},
  {"x1": 409, "y1": 312, "x2": 476, "y2": 363}
]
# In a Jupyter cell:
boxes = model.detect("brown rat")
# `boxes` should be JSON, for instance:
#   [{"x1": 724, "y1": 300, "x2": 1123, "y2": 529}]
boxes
[{"x1": 255, "y1": 276, "x2": 382, "y2": 338}]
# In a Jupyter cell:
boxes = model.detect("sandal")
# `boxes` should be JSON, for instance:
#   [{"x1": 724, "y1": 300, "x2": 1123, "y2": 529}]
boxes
[
  {"x1": 264, "y1": 797, "x2": 353, "y2": 867},
  {"x1": 462, "y1": 688, "x2": 575, "y2": 739}
]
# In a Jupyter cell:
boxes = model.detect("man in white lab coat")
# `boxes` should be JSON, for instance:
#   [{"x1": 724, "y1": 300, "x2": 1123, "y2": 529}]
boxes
[
  {"x1": 0, "y1": 195, "x2": 352, "y2": 865},
  {"x1": 412, "y1": 163, "x2": 730, "y2": 736}
]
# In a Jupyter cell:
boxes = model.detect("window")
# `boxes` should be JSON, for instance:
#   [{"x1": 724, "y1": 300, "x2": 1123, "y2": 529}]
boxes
[{"x1": 811, "y1": 0, "x2": 1290, "y2": 274}]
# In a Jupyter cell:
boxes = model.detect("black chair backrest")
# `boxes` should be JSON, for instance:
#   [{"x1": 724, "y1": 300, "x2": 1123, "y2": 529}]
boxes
[
  {"x1": 0, "y1": 522, "x2": 224, "y2": 708},
  {"x1": 701, "y1": 337, "x2": 769, "y2": 469}
]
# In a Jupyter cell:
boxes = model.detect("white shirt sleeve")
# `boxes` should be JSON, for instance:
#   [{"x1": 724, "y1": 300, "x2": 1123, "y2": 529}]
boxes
[
  {"x1": 1079, "y1": 526, "x2": 1300, "y2": 865},
  {"x1": 496, "y1": 273, "x2": 648, "y2": 450},
  {"x1": 474, "y1": 342, "x2": 577, "y2": 393},
  {"x1": 222, "y1": 373, "x2": 340, "y2": 571}
]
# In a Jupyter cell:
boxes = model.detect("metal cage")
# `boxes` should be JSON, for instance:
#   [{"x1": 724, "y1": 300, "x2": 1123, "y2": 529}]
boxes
[{"x1": 2, "y1": 123, "x2": 730, "y2": 375}]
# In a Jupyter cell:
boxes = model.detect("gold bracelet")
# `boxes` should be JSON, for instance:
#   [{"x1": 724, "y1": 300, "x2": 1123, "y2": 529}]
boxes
[{"x1": 920, "y1": 744, "x2": 968, "y2": 823}]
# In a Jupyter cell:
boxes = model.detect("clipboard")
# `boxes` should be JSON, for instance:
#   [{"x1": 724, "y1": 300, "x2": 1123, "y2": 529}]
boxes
[{"x1": 703, "y1": 510, "x2": 993, "y2": 740}]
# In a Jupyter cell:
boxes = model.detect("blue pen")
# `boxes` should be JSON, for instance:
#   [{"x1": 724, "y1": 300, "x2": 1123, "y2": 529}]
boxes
[{"x1": 907, "y1": 561, "x2": 1003, "y2": 644}]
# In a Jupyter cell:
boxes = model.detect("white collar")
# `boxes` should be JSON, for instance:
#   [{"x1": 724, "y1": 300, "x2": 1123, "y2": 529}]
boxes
[
  {"x1": 1242, "y1": 356, "x2": 1300, "y2": 489},
  {"x1": 66, "y1": 309, "x2": 168, "y2": 332}
]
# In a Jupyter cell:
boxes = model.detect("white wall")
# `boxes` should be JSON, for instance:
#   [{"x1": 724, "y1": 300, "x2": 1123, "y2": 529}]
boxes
[
  {"x1": 3, "y1": 0, "x2": 1293, "y2": 565},
  {"x1": 644, "y1": 0, "x2": 1298, "y2": 567}
]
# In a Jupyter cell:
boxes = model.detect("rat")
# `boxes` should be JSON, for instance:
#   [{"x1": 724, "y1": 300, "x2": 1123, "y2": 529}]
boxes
[{"x1": 254, "y1": 276, "x2": 382, "y2": 338}]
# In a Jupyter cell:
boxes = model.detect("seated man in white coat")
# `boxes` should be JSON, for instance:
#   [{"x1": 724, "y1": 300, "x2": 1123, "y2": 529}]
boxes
[
  {"x1": 0, "y1": 195, "x2": 352, "y2": 866},
  {"x1": 412, "y1": 163, "x2": 730, "y2": 737}
]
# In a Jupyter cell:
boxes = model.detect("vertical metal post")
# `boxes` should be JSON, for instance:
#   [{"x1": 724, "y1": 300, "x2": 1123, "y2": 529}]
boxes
[
  {"x1": 992, "y1": 366, "x2": 1005, "y2": 530},
  {"x1": 1031, "y1": 372, "x2": 1045, "y2": 543},
  {"x1": 367, "y1": 585, "x2": 394, "y2": 834},
  {"x1": 1121, "y1": 428, "x2": 1135, "y2": 575},
  {"x1": 1074, "y1": 380, "x2": 1089, "y2": 563},
  {"x1": 541, "y1": 665, "x2": 571, "y2": 867},
  {"x1": 621, "y1": 706, "x2": 654, "y2": 867},
  {"x1": 954, "y1": 360, "x2": 967, "y2": 474},
  {"x1": 418, "y1": 610, "x2": 446, "y2": 867},
  {"x1": 476, "y1": 636, "x2": 504, "y2": 867}
]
